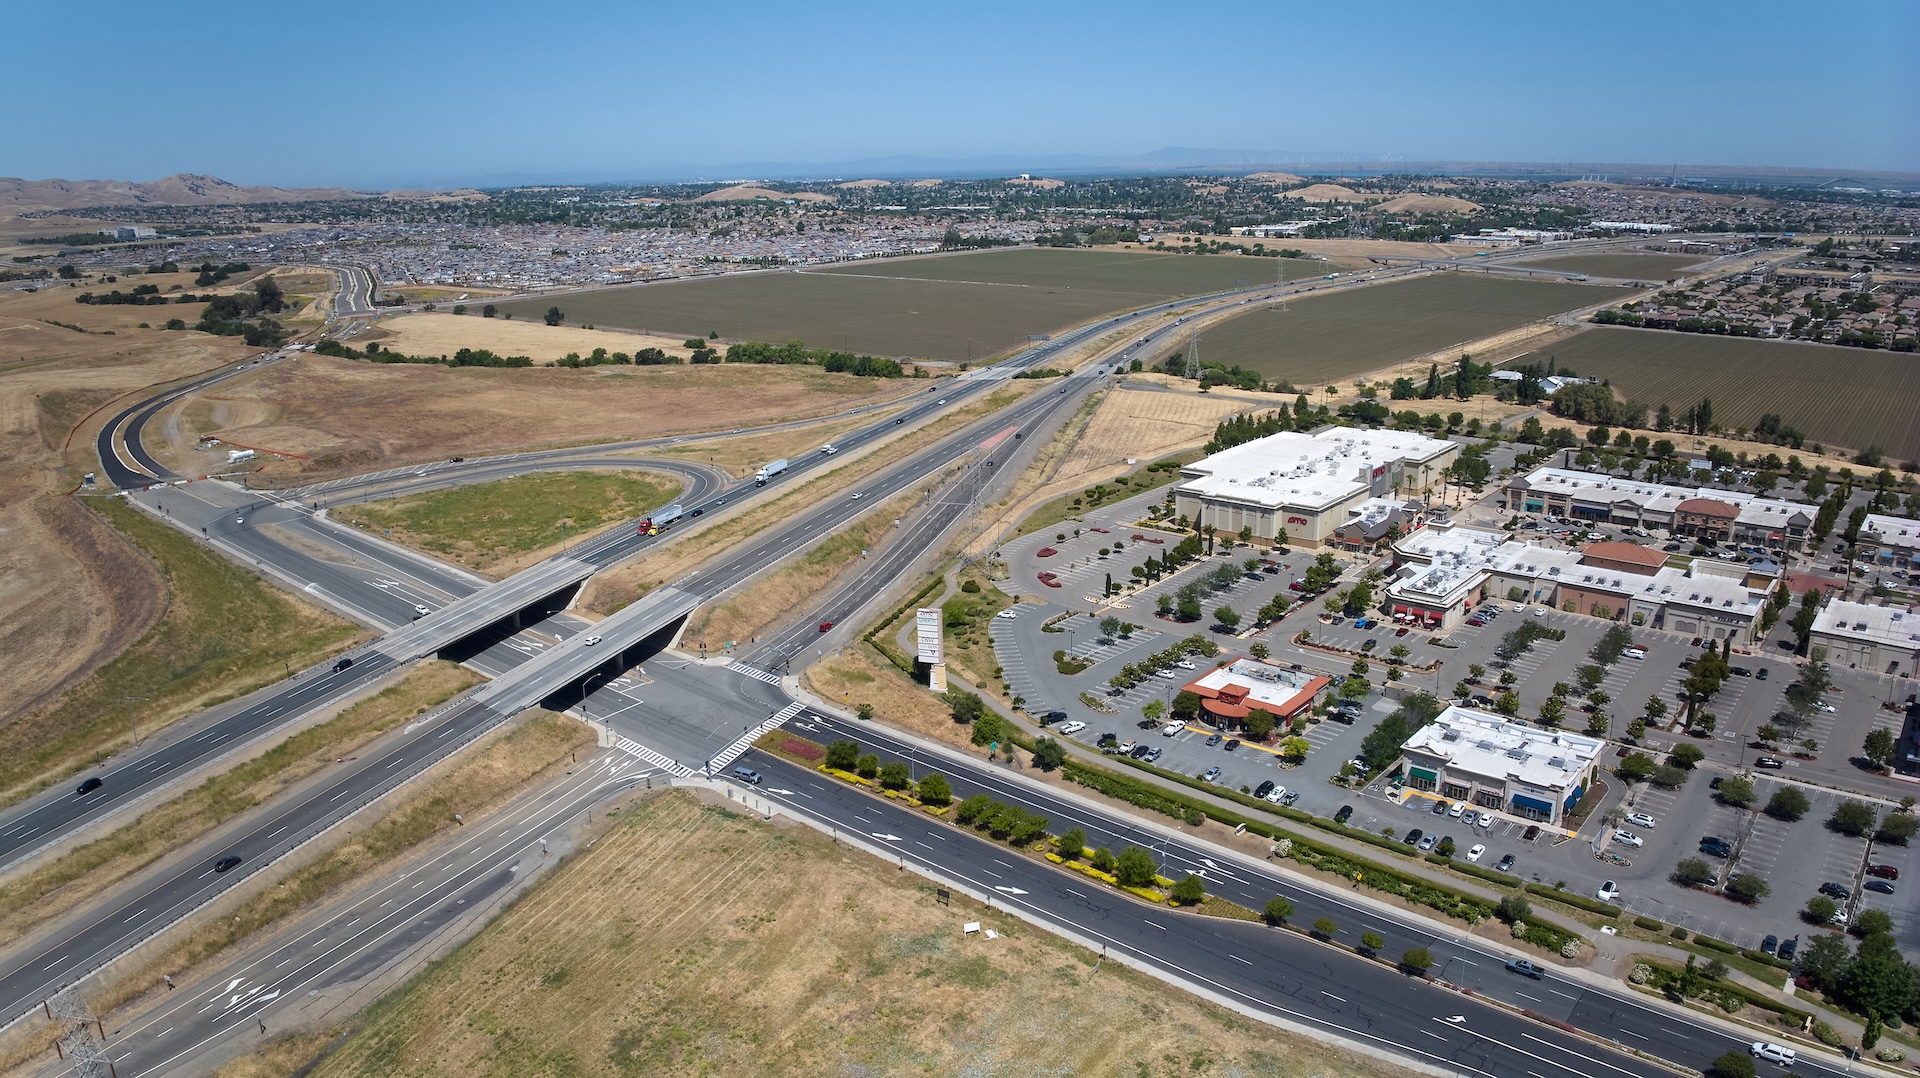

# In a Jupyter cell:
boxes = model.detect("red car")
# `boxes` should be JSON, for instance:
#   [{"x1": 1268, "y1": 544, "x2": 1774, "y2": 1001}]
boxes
[
  {"x1": 818, "y1": 621, "x2": 833, "y2": 632},
  {"x1": 1288, "y1": 581, "x2": 1304, "y2": 592},
  {"x1": 1868, "y1": 864, "x2": 1901, "y2": 880},
  {"x1": 1395, "y1": 626, "x2": 1411, "y2": 637},
  {"x1": 1036, "y1": 547, "x2": 1058, "y2": 557},
  {"x1": 1130, "y1": 533, "x2": 1165, "y2": 545},
  {"x1": 1089, "y1": 527, "x2": 1109, "y2": 533}
]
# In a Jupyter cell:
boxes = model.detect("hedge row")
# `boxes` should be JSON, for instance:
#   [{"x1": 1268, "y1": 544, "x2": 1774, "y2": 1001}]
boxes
[
  {"x1": 1433, "y1": 857, "x2": 1522, "y2": 889},
  {"x1": 1524, "y1": 883, "x2": 1623, "y2": 918},
  {"x1": 1634, "y1": 915, "x2": 1665, "y2": 932},
  {"x1": 1063, "y1": 761, "x2": 1512, "y2": 930},
  {"x1": 1694, "y1": 935, "x2": 1739, "y2": 954}
]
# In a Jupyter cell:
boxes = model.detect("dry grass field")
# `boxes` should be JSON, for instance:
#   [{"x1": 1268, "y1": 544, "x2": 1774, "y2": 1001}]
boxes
[
  {"x1": 159, "y1": 354, "x2": 916, "y2": 482},
  {"x1": 497, "y1": 249, "x2": 1290, "y2": 362},
  {"x1": 302, "y1": 790, "x2": 1410, "y2": 1078},
  {"x1": 0, "y1": 270, "x2": 264, "y2": 732},
  {"x1": 1195, "y1": 274, "x2": 1633, "y2": 386},
  {"x1": 373, "y1": 312, "x2": 699, "y2": 364},
  {"x1": 1514, "y1": 253, "x2": 1703, "y2": 280},
  {"x1": 1051, "y1": 385, "x2": 1248, "y2": 488},
  {"x1": 1535, "y1": 327, "x2": 1920, "y2": 460}
]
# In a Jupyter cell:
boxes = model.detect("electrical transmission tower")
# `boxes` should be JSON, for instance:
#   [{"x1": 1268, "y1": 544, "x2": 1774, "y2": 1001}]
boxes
[
  {"x1": 47, "y1": 987, "x2": 115, "y2": 1077},
  {"x1": 1183, "y1": 325, "x2": 1200, "y2": 381}
]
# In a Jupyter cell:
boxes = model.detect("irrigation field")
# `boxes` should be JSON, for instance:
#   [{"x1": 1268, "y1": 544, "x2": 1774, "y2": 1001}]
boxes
[
  {"x1": 497, "y1": 249, "x2": 1305, "y2": 362},
  {"x1": 1539, "y1": 327, "x2": 1920, "y2": 460},
  {"x1": 1195, "y1": 274, "x2": 1632, "y2": 386},
  {"x1": 1514, "y1": 253, "x2": 1704, "y2": 280}
]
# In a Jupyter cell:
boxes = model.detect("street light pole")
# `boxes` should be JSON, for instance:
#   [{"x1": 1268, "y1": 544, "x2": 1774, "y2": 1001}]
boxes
[{"x1": 125, "y1": 695, "x2": 149, "y2": 748}]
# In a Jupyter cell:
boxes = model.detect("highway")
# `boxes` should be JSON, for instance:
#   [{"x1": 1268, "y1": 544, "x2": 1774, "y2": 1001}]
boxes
[{"x1": 1, "y1": 277, "x2": 1288, "y2": 1028}]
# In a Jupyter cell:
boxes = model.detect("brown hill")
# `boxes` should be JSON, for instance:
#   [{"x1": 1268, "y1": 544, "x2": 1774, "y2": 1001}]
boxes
[
  {"x1": 691, "y1": 184, "x2": 833, "y2": 203},
  {"x1": 834, "y1": 179, "x2": 891, "y2": 189},
  {"x1": 1244, "y1": 171, "x2": 1306, "y2": 185},
  {"x1": 1375, "y1": 193, "x2": 1482, "y2": 214},
  {"x1": 0, "y1": 173, "x2": 371, "y2": 217},
  {"x1": 1287, "y1": 183, "x2": 1379, "y2": 203}
]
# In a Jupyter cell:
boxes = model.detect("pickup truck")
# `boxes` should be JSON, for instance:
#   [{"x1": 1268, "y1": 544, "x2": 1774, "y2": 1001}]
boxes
[{"x1": 1505, "y1": 958, "x2": 1544, "y2": 979}]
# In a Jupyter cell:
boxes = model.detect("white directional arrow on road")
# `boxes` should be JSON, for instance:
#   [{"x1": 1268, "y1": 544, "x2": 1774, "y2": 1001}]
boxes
[
  {"x1": 871, "y1": 832, "x2": 901, "y2": 842},
  {"x1": 994, "y1": 886, "x2": 1029, "y2": 895},
  {"x1": 770, "y1": 788, "x2": 795, "y2": 795}
]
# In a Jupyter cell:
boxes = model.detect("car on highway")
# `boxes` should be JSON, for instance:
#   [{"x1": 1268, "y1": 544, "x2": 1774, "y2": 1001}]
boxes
[
  {"x1": 850, "y1": 492, "x2": 865, "y2": 500},
  {"x1": 1466, "y1": 843, "x2": 1486, "y2": 862},
  {"x1": 332, "y1": 657, "x2": 354, "y2": 672},
  {"x1": 1597, "y1": 881, "x2": 1620, "y2": 902},
  {"x1": 731, "y1": 766, "x2": 762, "y2": 785},
  {"x1": 582, "y1": 635, "x2": 603, "y2": 646},
  {"x1": 937, "y1": 399, "x2": 947, "y2": 405},
  {"x1": 1505, "y1": 958, "x2": 1544, "y2": 979},
  {"x1": 1750, "y1": 1042, "x2": 1796, "y2": 1066},
  {"x1": 1625, "y1": 812, "x2": 1658, "y2": 829},
  {"x1": 1868, "y1": 864, "x2": 1900, "y2": 880},
  {"x1": 1611, "y1": 829, "x2": 1645, "y2": 848},
  {"x1": 412, "y1": 604, "x2": 430, "y2": 619},
  {"x1": 818, "y1": 621, "x2": 833, "y2": 632},
  {"x1": 235, "y1": 516, "x2": 245, "y2": 525},
  {"x1": 213, "y1": 855, "x2": 243, "y2": 873},
  {"x1": 75, "y1": 777, "x2": 103, "y2": 796},
  {"x1": 1057, "y1": 720, "x2": 1086, "y2": 735}
]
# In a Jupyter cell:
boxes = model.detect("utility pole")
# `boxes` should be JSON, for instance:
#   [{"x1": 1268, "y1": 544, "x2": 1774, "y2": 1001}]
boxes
[
  {"x1": 125, "y1": 695, "x2": 149, "y2": 748},
  {"x1": 1184, "y1": 325, "x2": 1200, "y2": 381}
]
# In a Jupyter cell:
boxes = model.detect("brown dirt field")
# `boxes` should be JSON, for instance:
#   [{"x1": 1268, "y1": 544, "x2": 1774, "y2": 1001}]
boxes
[
  {"x1": 908, "y1": 179, "x2": 943, "y2": 187},
  {"x1": 691, "y1": 184, "x2": 833, "y2": 203},
  {"x1": 369, "y1": 312, "x2": 700, "y2": 364},
  {"x1": 580, "y1": 384, "x2": 1039, "y2": 616},
  {"x1": 693, "y1": 490, "x2": 916, "y2": 647},
  {"x1": 1375, "y1": 193, "x2": 1482, "y2": 214},
  {"x1": 1244, "y1": 171, "x2": 1306, "y2": 184},
  {"x1": 158, "y1": 355, "x2": 918, "y2": 482},
  {"x1": 1051, "y1": 386, "x2": 1248, "y2": 489},
  {"x1": 1286, "y1": 183, "x2": 1380, "y2": 202},
  {"x1": 834, "y1": 178, "x2": 891, "y2": 188},
  {"x1": 805, "y1": 648, "x2": 968, "y2": 749},
  {"x1": 0, "y1": 268, "x2": 260, "y2": 729},
  {"x1": 1006, "y1": 177, "x2": 1065, "y2": 188},
  {"x1": 304, "y1": 789, "x2": 1412, "y2": 1078}
]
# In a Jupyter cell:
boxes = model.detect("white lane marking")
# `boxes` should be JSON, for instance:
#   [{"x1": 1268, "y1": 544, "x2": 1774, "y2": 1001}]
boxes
[
  {"x1": 1323, "y1": 991, "x2": 1345, "y2": 1002},
  {"x1": 1229, "y1": 954, "x2": 1252, "y2": 966}
]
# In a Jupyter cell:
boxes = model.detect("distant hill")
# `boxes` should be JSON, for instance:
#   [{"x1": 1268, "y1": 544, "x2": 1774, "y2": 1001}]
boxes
[{"x1": 0, "y1": 173, "x2": 372, "y2": 217}]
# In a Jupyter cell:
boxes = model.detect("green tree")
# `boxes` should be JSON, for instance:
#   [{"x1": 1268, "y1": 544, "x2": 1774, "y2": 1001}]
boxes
[
  {"x1": 1249, "y1": 641, "x2": 1270, "y2": 660},
  {"x1": 1171, "y1": 873, "x2": 1206, "y2": 905},
  {"x1": 1115, "y1": 845, "x2": 1159, "y2": 887},
  {"x1": 1214, "y1": 605, "x2": 1241, "y2": 630},
  {"x1": 252, "y1": 275, "x2": 284, "y2": 313},
  {"x1": 1618, "y1": 752, "x2": 1656, "y2": 782},
  {"x1": 1668, "y1": 743, "x2": 1705, "y2": 769},
  {"x1": 916, "y1": 773, "x2": 952, "y2": 805},
  {"x1": 1878, "y1": 812, "x2": 1918, "y2": 843},
  {"x1": 1435, "y1": 836, "x2": 1456, "y2": 858},
  {"x1": 1058, "y1": 827, "x2": 1087, "y2": 858},
  {"x1": 1766, "y1": 787, "x2": 1810, "y2": 820},
  {"x1": 1856, "y1": 908, "x2": 1895, "y2": 937},
  {"x1": 1717, "y1": 775, "x2": 1756, "y2": 807},
  {"x1": 1672, "y1": 857, "x2": 1714, "y2": 886},
  {"x1": 1091, "y1": 847, "x2": 1117, "y2": 873},
  {"x1": 1711, "y1": 1051, "x2": 1757, "y2": 1078},
  {"x1": 544, "y1": 305, "x2": 564, "y2": 326},
  {"x1": 1864, "y1": 728, "x2": 1896, "y2": 769},
  {"x1": 1100, "y1": 615, "x2": 1122, "y2": 639},
  {"x1": 877, "y1": 761, "x2": 910, "y2": 789},
  {"x1": 1172, "y1": 690, "x2": 1203, "y2": 717},
  {"x1": 946, "y1": 688, "x2": 985, "y2": 725},
  {"x1": 1141, "y1": 699, "x2": 1166, "y2": 723},
  {"x1": 1401, "y1": 947, "x2": 1434, "y2": 975},
  {"x1": 825, "y1": 739, "x2": 860, "y2": 771},
  {"x1": 1263, "y1": 896, "x2": 1293, "y2": 924},
  {"x1": 1312, "y1": 916, "x2": 1338, "y2": 937},
  {"x1": 1843, "y1": 935, "x2": 1919, "y2": 1020},
  {"x1": 855, "y1": 753, "x2": 880, "y2": 778},
  {"x1": 855, "y1": 702, "x2": 875, "y2": 721},
  {"x1": 1832, "y1": 800, "x2": 1878, "y2": 837},
  {"x1": 1538, "y1": 695, "x2": 1566, "y2": 728},
  {"x1": 481, "y1": 303, "x2": 497, "y2": 317},
  {"x1": 1245, "y1": 709, "x2": 1276, "y2": 741},
  {"x1": 1361, "y1": 931, "x2": 1385, "y2": 955},
  {"x1": 1726, "y1": 873, "x2": 1770, "y2": 903},
  {"x1": 1031, "y1": 737, "x2": 1067, "y2": 771},
  {"x1": 971, "y1": 711, "x2": 1011, "y2": 748},
  {"x1": 1788, "y1": 589, "x2": 1822, "y2": 649},
  {"x1": 1804, "y1": 895, "x2": 1838, "y2": 925}
]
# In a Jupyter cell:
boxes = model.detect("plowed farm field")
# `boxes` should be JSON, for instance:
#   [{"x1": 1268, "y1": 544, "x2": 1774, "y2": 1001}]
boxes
[
  {"x1": 1537, "y1": 327, "x2": 1920, "y2": 460},
  {"x1": 1197, "y1": 274, "x2": 1630, "y2": 385}
]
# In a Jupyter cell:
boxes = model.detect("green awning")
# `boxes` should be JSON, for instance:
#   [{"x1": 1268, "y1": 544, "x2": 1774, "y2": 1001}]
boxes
[{"x1": 1409, "y1": 767, "x2": 1437, "y2": 782}]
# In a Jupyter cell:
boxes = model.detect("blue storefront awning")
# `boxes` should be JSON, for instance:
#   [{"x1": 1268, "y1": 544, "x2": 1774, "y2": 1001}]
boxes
[{"x1": 1511, "y1": 793, "x2": 1554, "y2": 814}]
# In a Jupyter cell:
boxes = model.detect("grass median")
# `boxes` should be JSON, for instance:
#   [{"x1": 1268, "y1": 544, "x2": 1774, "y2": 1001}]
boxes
[
  {"x1": 0, "y1": 499, "x2": 363, "y2": 809},
  {"x1": 290, "y1": 789, "x2": 1411, "y2": 1078},
  {"x1": 0, "y1": 662, "x2": 479, "y2": 951}
]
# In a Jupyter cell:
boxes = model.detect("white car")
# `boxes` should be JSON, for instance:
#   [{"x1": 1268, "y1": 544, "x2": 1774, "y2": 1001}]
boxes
[
  {"x1": 1466, "y1": 843, "x2": 1487, "y2": 862},
  {"x1": 1475, "y1": 812, "x2": 1493, "y2": 830},
  {"x1": 994, "y1": 609, "x2": 1019, "y2": 620},
  {"x1": 1625, "y1": 812, "x2": 1657, "y2": 829},
  {"x1": 1612, "y1": 829, "x2": 1645, "y2": 848},
  {"x1": 1597, "y1": 880, "x2": 1620, "y2": 902},
  {"x1": 1533, "y1": 608, "x2": 1547, "y2": 618},
  {"x1": 1448, "y1": 802, "x2": 1467, "y2": 818},
  {"x1": 1161, "y1": 721, "x2": 1185, "y2": 737},
  {"x1": 1263, "y1": 784, "x2": 1288, "y2": 804},
  {"x1": 1814, "y1": 702, "x2": 1836, "y2": 713},
  {"x1": 582, "y1": 635, "x2": 603, "y2": 646},
  {"x1": 1057, "y1": 720, "x2": 1086, "y2": 735},
  {"x1": 1175, "y1": 660, "x2": 1196, "y2": 670},
  {"x1": 850, "y1": 492, "x2": 865, "y2": 500}
]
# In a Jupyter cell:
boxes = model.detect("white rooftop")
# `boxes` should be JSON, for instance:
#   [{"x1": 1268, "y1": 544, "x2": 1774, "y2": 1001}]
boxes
[
  {"x1": 1515, "y1": 467, "x2": 1813, "y2": 532},
  {"x1": 1180, "y1": 428, "x2": 1454, "y2": 513},
  {"x1": 1187, "y1": 658, "x2": 1322, "y2": 713},
  {"x1": 1862, "y1": 514, "x2": 1920, "y2": 554},
  {"x1": 1403, "y1": 707, "x2": 1603, "y2": 790},
  {"x1": 1389, "y1": 527, "x2": 1581, "y2": 606},
  {"x1": 1812, "y1": 600, "x2": 1920, "y2": 650}
]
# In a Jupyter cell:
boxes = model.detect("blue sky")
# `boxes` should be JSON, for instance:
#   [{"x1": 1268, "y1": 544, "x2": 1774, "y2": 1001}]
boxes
[{"x1": 10, "y1": 0, "x2": 1915, "y2": 188}]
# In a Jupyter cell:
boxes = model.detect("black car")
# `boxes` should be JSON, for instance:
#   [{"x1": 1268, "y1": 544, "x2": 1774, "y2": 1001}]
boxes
[
  {"x1": 1754, "y1": 756, "x2": 1785, "y2": 769},
  {"x1": 1522, "y1": 824, "x2": 1540, "y2": 842},
  {"x1": 1430, "y1": 799, "x2": 1449, "y2": 815},
  {"x1": 1756, "y1": 667, "x2": 1769, "y2": 680},
  {"x1": 1328, "y1": 710, "x2": 1357, "y2": 725},
  {"x1": 1404, "y1": 828, "x2": 1424, "y2": 846},
  {"x1": 75, "y1": 776, "x2": 103, "y2": 795},
  {"x1": 213, "y1": 855, "x2": 243, "y2": 873},
  {"x1": 332, "y1": 656, "x2": 354, "y2": 672},
  {"x1": 1254, "y1": 780, "x2": 1277, "y2": 799},
  {"x1": 1223, "y1": 739, "x2": 1240, "y2": 751},
  {"x1": 1096, "y1": 733, "x2": 1118, "y2": 748},
  {"x1": 1333, "y1": 805, "x2": 1354, "y2": 824},
  {"x1": 1700, "y1": 838, "x2": 1733, "y2": 857},
  {"x1": 1778, "y1": 937, "x2": 1799, "y2": 961},
  {"x1": 1865, "y1": 880, "x2": 1897, "y2": 895},
  {"x1": 1761, "y1": 934, "x2": 1779, "y2": 955},
  {"x1": 1042, "y1": 710, "x2": 1068, "y2": 724},
  {"x1": 1495, "y1": 854, "x2": 1517, "y2": 872},
  {"x1": 1818, "y1": 881, "x2": 1851, "y2": 899}
]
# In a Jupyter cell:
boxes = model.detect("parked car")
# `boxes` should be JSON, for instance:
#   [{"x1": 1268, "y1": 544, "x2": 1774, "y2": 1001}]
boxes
[
  {"x1": 1254, "y1": 780, "x2": 1276, "y2": 799},
  {"x1": 1057, "y1": 720, "x2": 1086, "y2": 735},
  {"x1": 1466, "y1": 843, "x2": 1486, "y2": 862},
  {"x1": 1280, "y1": 790, "x2": 1300, "y2": 806},
  {"x1": 1404, "y1": 828, "x2": 1425, "y2": 846},
  {"x1": 1224, "y1": 739, "x2": 1240, "y2": 751},
  {"x1": 1700, "y1": 837, "x2": 1733, "y2": 857},
  {"x1": 1142, "y1": 746, "x2": 1162, "y2": 763},
  {"x1": 1597, "y1": 881, "x2": 1620, "y2": 901},
  {"x1": 1612, "y1": 829, "x2": 1645, "y2": 848},
  {"x1": 1760, "y1": 934, "x2": 1779, "y2": 956},
  {"x1": 1754, "y1": 756, "x2": 1785, "y2": 769},
  {"x1": 1161, "y1": 721, "x2": 1185, "y2": 737},
  {"x1": 1417, "y1": 833, "x2": 1438, "y2": 851},
  {"x1": 1333, "y1": 805, "x2": 1354, "y2": 824},
  {"x1": 1430, "y1": 799, "x2": 1450, "y2": 815},
  {"x1": 1204, "y1": 732, "x2": 1222, "y2": 747},
  {"x1": 1494, "y1": 854, "x2": 1517, "y2": 872},
  {"x1": 1448, "y1": 802, "x2": 1466, "y2": 818},
  {"x1": 1522, "y1": 824, "x2": 1541, "y2": 841},
  {"x1": 1395, "y1": 626, "x2": 1411, "y2": 637},
  {"x1": 1201, "y1": 766, "x2": 1223, "y2": 784},
  {"x1": 1818, "y1": 881, "x2": 1851, "y2": 899},
  {"x1": 1625, "y1": 812, "x2": 1657, "y2": 829},
  {"x1": 1360, "y1": 638, "x2": 1378, "y2": 651},
  {"x1": 1263, "y1": 784, "x2": 1287, "y2": 804},
  {"x1": 1777, "y1": 937, "x2": 1799, "y2": 961},
  {"x1": 1867, "y1": 864, "x2": 1900, "y2": 880},
  {"x1": 1865, "y1": 880, "x2": 1897, "y2": 895}
]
